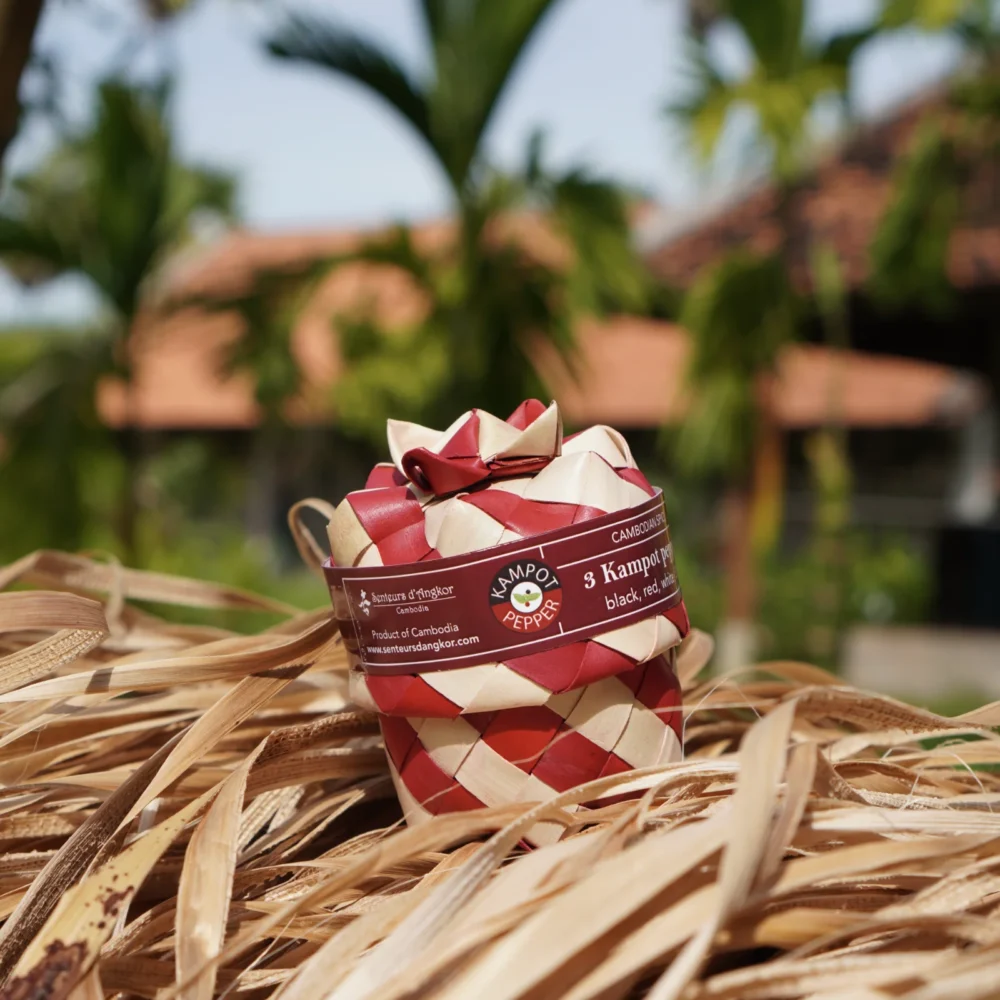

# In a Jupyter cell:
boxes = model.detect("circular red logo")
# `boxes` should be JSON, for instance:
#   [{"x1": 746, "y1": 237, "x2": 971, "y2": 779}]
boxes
[{"x1": 489, "y1": 559, "x2": 563, "y2": 633}]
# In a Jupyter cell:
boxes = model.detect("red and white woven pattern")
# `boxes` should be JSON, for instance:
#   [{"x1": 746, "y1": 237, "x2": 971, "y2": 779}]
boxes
[{"x1": 328, "y1": 400, "x2": 689, "y2": 843}]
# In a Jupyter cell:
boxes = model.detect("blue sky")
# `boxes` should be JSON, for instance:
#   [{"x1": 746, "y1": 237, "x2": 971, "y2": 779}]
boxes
[{"x1": 0, "y1": 0, "x2": 963, "y2": 322}]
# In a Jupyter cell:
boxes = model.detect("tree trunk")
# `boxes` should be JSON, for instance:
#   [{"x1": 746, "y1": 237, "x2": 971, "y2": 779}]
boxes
[
  {"x1": 118, "y1": 387, "x2": 141, "y2": 567},
  {"x1": 117, "y1": 316, "x2": 145, "y2": 567},
  {"x1": 716, "y1": 483, "x2": 757, "y2": 673},
  {"x1": 716, "y1": 179, "x2": 796, "y2": 673},
  {"x1": 246, "y1": 425, "x2": 281, "y2": 549},
  {"x1": 810, "y1": 244, "x2": 853, "y2": 665},
  {"x1": 750, "y1": 382, "x2": 786, "y2": 557},
  {"x1": 717, "y1": 390, "x2": 785, "y2": 673},
  {"x1": 0, "y1": 0, "x2": 45, "y2": 175}
]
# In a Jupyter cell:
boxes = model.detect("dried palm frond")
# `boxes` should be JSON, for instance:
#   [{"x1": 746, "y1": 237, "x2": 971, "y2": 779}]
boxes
[{"x1": 2, "y1": 550, "x2": 1000, "y2": 1000}]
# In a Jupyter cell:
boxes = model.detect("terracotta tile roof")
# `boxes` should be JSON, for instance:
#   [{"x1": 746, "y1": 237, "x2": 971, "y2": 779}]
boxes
[
  {"x1": 645, "y1": 87, "x2": 1000, "y2": 291},
  {"x1": 98, "y1": 214, "x2": 567, "y2": 430},
  {"x1": 534, "y1": 316, "x2": 985, "y2": 429},
  {"x1": 95, "y1": 202, "x2": 986, "y2": 432},
  {"x1": 97, "y1": 262, "x2": 428, "y2": 430},
  {"x1": 163, "y1": 212, "x2": 573, "y2": 299},
  {"x1": 97, "y1": 288, "x2": 985, "y2": 432}
]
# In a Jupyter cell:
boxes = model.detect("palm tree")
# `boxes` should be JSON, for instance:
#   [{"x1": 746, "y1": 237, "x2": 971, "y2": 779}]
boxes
[
  {"x1": 267, "y1": 1, "x2": 649, "y2": 439},
  {"x1": 672, "y1": 0, "x2": 872, "y2": 181},
  {"x1": 881, "y1": 0, "x2": 996, "y2": 37},
  {"x1": 0, "y1": 77, "x2": 235, "y2": 561},
  {"x1": 0, "y1": 0, "x2": 209, "y2": 180},
  {"x1": 668, "y1": 0, "x2": 874, "y2": 668}
]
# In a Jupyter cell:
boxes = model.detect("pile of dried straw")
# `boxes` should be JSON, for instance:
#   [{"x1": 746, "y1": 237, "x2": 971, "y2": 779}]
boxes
[{"x1": 2, "y1": 549, "x2": 1000, "y2": 1000}]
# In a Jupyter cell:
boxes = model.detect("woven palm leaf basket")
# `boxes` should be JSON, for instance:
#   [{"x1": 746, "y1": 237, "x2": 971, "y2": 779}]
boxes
[{"x1": 324, "y1": 399, "x2": 689, "y2": 843}]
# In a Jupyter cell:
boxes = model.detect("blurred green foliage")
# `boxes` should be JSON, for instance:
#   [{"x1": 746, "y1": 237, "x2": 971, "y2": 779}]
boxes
[
  {"x1": 676, "y1": 532, "x2": 931, "y2": 667},
  {"x1": 881, "y1": 0, "x2": 997, "y2": 36},
  {"x1": 870, "y1": 121, "x2": 962, "y2": 313},
  {"x1": 0, "y1": 76, "x2": 236, "y2": 561},
  {"x1": 0, "y1": 79, "x2": 234, "y2": 317},
  {"x1": 0, "y1": 326, "x2": 113, "y2": 554},
  {"x1": 673, "y1": 252, "x2": 798, "y2": 479},
  {"x1": 135, "y1": 523, "x2": 327, "y2": 634},
  {"x1": 672, "y1": 0, "x2": 873, "y2": 179},
  {"x1": 0, "y1": 429, "x2": 327, "y2": 632}
]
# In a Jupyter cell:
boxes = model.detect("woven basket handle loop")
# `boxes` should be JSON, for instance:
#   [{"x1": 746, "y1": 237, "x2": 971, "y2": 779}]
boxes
[{"x1": 288, "y1": 498, "x2": 338, "y2": 578}]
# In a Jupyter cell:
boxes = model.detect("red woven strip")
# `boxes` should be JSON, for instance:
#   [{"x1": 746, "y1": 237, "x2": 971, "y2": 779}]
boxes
[
  {"x1": 615, "y1": 466, "x2": 656, "y2": 494},
  {"x1": 598, "y1": 752, "x2": 633, "y2": 778},
  {"x1": 462, "y1": 711, "x2": 496, "y2": 734},
  {"x1": 376, "y1": 519, "x2": 439, "y2": 564},
  {"x1": 573, "y1": 641, "x2": 638, "y2": 689},
  {"x1": 636, "y1": 660, "x2": 684, "y2": 739},
  {"x1": 507, "y1": 399, "x2": 549, "y2": 429},
  {"x1": 349, "y1": 487, "x2": 424, "y2": 544},
  {"x1": 460, "y1": 491, "x2": 606, "y2": 537},
  {"x1": 500, "y1": 640, "x2": 637, "y2": 694},
  {"x1": 664, "y1": 603, "x2": 691, "y2": 637},
  {"x1": 481, "y1": 705, "x2": 565, "y2": 773},
  {"x1": 366, "y1": 464, "x2": 409, "y2": 489},
  {"x1": 614, "y1": 661, "x2": 646, "y2": 696},
  {"x1": 532, "y1": 728, "x2": 611, "y2": 793},
  {"x1": 502, "y1": 642, "x2": 596, "y2": 692},
  {"x1": 399, "y1": 744, "x2": 486, "y2": 815},
  {"x1": 365, "y1": 674, "x2": 463, "y2": 718},
  {"x1": 594, "y1": 751, "x2": 641, "y2": 806},
  {"x1": 379, "y1": 715, "x2": 420, "y2": 771}
]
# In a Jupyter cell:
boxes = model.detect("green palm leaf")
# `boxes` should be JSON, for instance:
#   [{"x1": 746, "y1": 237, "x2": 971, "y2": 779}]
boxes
[
  {"x1": 417, "y1": 0, "x2": 448, "y2": 39},
  {"x1": 881, "y1": 0, "x2": 969, "y2": 29},
  {"x1": 726, "y1": 0, "x2": 806, "y2": 77},
  {"x1": 267, "y1": 15, "x2": 435, "y2": 170},
  {"x1": 0, "y1": 216, "x2": 80, "y2": 281},
  {"x1": 675, "y1": 251, "x2": 797, "y2": 478},
  {"x1": 268, "y1": 1, "x2": 563, "y2": 193},
  {"x1": 428, "y1": 0, "x2": 563, "y2": 186},
  {"x1": 1, "y1": 78, "x2": 235, "y2": 309},
  {"x1": 869, "y1": 120, "x2": 960, "y2": 312},
  {"x1": 667, "y1": 2, "x2": 875, "y2": 176}
]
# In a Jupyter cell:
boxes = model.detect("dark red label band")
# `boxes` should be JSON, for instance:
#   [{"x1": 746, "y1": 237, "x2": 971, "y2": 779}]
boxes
[{"x1": 325, "y1": 490, "x2": 682, "y2": 675}]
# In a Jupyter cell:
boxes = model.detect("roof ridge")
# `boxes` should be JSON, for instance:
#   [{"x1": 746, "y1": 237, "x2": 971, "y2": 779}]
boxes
[{"x1": 643, "y1": 76, "x2": 954, "y2": 257}]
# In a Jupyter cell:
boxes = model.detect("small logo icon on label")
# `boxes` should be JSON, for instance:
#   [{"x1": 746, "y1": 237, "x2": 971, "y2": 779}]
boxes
[
  {"x1": 489, "y1": 559, "x2": 562, "y2": 633},
  {"x1": 358, "y1": 589, "x2": 372, "y2": 616}
]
